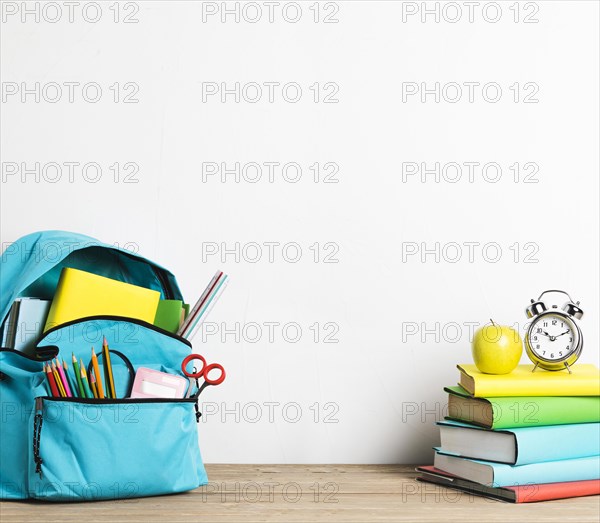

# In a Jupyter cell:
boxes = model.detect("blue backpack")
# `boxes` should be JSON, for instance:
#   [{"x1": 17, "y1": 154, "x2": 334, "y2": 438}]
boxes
[{"x1": 0, "y1": 231, "x2": 208, "y2": 501}]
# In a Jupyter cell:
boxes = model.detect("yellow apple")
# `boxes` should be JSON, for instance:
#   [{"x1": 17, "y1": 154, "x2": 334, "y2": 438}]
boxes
[{"x1": 472, "y1": 322, "x2": 523, "y2": 374}]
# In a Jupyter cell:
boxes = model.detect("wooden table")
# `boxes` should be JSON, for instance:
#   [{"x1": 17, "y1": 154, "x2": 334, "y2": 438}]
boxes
[{"x1": 1, "y1": 465, "x2": 599, "y2": 522}]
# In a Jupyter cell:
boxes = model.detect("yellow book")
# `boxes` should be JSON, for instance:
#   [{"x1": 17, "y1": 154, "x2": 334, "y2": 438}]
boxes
[
  {"x1": 458, "y1": 364, "x2": 600, "y2": 397},
  {"x1": 44, "y1": 268, "x2": 161, "y2": 332}
]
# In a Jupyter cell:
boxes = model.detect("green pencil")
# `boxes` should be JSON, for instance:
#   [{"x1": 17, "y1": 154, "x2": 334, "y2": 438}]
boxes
[
  {"x1": 72, "y1": 354, "x2": 85, "y2": 398},
  {"x1": 80, "y1": 360, "x2": 93, "y2": 399}
]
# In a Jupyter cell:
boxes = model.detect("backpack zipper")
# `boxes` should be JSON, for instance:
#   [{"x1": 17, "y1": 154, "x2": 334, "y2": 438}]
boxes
[
  {"x1": 152, "y1": 266, "x2": 175, "y2": 300},
  {"x1": 39, "y1": 315, "x2": 192, "y2": 347},
  {"x1": 115, "y1": 248, "x2": 176, "y2": 300},
  {"x1": 42, "y1": 396, "x2": 202, "y2": 421},
  {"x1": 33, "y1": 398, "x2": 44, "y2": 478},
  {"x1": 40, "y1": 396, "x2": 198, "y2": 405}
]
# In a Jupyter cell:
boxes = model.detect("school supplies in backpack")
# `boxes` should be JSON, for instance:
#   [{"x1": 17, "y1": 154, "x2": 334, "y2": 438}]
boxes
[
  {"x1": 0, "y1": 230, "x2": 216, "y2": 501},
  {"x1": 44, "y1": 267, "x2": 162, "y2": 331}
]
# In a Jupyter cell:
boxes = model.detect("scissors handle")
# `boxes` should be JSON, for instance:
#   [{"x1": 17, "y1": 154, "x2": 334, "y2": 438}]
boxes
[
  {"x1": 181, "y1": 354, "x2": 226, "y2": 385},
  {"x1": 181, "y1": 354, "x2": 207, "y2": 379},
  {"x1": 202, "y1": 363, "x2": 226, "y2": 385}
]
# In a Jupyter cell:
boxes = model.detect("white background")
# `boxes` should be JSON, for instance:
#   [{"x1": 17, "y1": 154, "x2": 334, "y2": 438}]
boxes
[{"x1": 1, "y1": 0, "x2": 599, "y2": 463}]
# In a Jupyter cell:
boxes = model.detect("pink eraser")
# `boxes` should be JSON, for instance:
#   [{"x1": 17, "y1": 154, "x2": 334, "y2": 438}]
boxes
[{"x1": 130, "y1": 367, "x2": 188, "y2": 399}]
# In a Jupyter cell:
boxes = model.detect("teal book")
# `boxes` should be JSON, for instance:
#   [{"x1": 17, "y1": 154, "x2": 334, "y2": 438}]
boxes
[
  {"x1": 436, "y1": 420, "x2": 600, "y2": 465},
  {"x1": 434, "y1": 453, "x2": 600, "y2": 488}
]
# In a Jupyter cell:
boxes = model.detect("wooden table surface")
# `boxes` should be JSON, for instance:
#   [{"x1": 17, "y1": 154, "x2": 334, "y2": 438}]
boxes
[{"x1": 1, "y1": 465, "x2": 599, "y2": 522}]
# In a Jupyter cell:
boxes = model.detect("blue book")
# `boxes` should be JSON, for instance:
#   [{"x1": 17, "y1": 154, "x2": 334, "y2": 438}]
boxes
[
  {"x1": 436, "y1": 420, "x2": 600, "y2": 465},
  {"x1": 434, "y1": 452, "x2": 600, "y2": 487},
  {"x1": 5, "y1": 298, "x2": 51, "y2": 355}
]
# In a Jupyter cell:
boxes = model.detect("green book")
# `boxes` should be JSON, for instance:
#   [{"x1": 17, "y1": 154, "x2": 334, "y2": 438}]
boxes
[
  {"x1": 445, "y1": 385, "x2": 600, "y2": 429},
  {"x1": 153, "y1": 299, "x2": 183, "y2": 334}
]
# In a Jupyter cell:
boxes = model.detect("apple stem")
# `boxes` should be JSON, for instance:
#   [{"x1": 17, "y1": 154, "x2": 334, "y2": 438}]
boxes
[{"x1": 490, "y1": 318, "x2": 495, "y2": 326}]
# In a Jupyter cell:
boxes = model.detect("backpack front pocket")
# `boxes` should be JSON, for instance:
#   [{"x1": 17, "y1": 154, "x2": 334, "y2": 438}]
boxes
[
  {"x1": 28, "y1": 396, "x2": 207, "y2": 501},
  {"x1": 36, "y1": 316, "x2": 193, "y2": 398}
]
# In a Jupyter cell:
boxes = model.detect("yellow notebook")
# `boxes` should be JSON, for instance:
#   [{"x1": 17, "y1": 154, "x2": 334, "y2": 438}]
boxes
[
  {"x1": 458, "y1": 364, "x2": 600, "y2": 397},
  {"x1": 44, "y1": 268, "x2": 161, "y2": 332}
]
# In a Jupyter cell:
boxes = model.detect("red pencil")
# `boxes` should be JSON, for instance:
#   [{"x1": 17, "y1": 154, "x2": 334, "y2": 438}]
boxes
[{"x1": 44, "y1": 364, "x2": 59, "y2": 397}]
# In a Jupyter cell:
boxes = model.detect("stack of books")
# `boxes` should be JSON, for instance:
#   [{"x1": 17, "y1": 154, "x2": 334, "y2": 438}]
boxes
[{"x1": 417, "y1": 364, "x2": 600, "y2": 503}]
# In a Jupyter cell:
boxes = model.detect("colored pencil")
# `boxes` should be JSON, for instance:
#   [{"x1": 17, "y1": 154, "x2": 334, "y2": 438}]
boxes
[
  {"x1": 103, "y1": 336, "x2": 116, "y2": 399},
  {"x1": 55, "y1": 358, "x2": 72, "y2": 397},
  {"x1": 72, "y1": 354, "x2": 85, "y2": 398},
  {"x1": 90, "y1": 347, "x2": 104, "y2": 398},
  {"x1": 51, "y1": 362, "x2": 66, "y2": 397},
  {"x1": 44, "y1": 364, "x2": 59, "y2": 397},
  {"x1": 53, "y1": 362, "x2": 66, "y2": 397},
  {"x1": 80, "y1": 361, "x2": 93, "y2": 399},
  {"x1": 89, "y1": 372, "x2": 98, "y2": 398},
  {"x1": 63, "y1": 360, "x2": 78, "y2": 398}
]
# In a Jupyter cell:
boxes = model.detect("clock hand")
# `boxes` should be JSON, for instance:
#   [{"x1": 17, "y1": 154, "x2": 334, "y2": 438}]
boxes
[
  {"x1": 554, "y1": 330, "x2": 570, "y2": 338},
  {"x1": 538, "y1": 330, "x2": 557, "y2": 341}
]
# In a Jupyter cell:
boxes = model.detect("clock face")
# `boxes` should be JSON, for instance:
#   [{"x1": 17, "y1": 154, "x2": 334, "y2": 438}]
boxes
[{"x1": 528, "y1": 313, "x2": 578, "y2": 361}]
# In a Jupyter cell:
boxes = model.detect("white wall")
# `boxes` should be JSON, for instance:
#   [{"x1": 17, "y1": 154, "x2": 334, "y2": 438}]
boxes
[{"x1": 1, "y1": 1, "x2": 598, "y2": 464}]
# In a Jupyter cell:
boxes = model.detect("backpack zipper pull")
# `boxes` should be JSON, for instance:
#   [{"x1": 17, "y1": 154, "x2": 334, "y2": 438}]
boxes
[{"x1": 33, "y1": 398, "x2": 44, "y2": 478}]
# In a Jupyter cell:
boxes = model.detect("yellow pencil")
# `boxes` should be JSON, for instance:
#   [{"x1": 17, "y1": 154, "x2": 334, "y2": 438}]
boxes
[
  {"x1": 51, "y1": 362, "x2": 66, "y2": 397},
  {"x1": 91, "y1": 347, "x2": 104, "y2": 398},
  {"x1": 52, "y1": 360, "x2": 66, "y2": 397},
  {"x1": 103, "y1": 336, "x2": 116, "y2": 399}
]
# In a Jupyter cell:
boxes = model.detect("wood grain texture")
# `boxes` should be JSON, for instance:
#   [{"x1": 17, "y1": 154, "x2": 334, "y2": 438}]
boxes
[{"x1": 1, "y1": 465, "x2": 599, "y2": 523}]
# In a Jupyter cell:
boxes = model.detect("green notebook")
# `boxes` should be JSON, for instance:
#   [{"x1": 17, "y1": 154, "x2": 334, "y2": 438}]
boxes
[
  {"x1": 445, "y1": 385, "x2": 600, "y2": 429},
  {"x1": 153, "y1": 300, "x2": 184, "y2": 333}
]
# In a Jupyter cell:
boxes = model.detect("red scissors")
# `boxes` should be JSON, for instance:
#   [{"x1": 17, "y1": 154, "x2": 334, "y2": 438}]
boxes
[{"x1": 181, "y1": 354, "x2": 226, "y2": 398}]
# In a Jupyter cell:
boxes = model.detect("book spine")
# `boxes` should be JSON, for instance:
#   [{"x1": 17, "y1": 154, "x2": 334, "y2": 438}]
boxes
[
  {"x1": 491, "y1": 397, "x2": 600, "y2": 429},
  {"x1": 473, "y1": 376, "x2": 600, "y2": 397},
  {"x1": 514, "y1": 423, "x2": 600, "y2": 465},
  {"x1": 494, "y1": 456, "x2": 600, "y2": 487},
  {"x1": 514, "y1": 479, "x2": 600, "y2": 503}
]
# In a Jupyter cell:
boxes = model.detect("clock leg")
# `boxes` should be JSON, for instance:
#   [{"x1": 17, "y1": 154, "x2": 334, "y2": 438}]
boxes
[
  {"x1": 531, "y1": 362, "x2": 539, "y2": 373},
  {"x1": 564, "y1": 362, "x2": 572, "y2": 374}
]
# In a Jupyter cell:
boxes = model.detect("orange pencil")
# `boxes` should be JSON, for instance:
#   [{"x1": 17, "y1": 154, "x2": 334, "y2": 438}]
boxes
[
  {"x1": 89, "y1": 372, "x2": 98, "y2": 398},
  {"x1": 91, "y1": 347, "x2": 104, "y2": 398}
]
